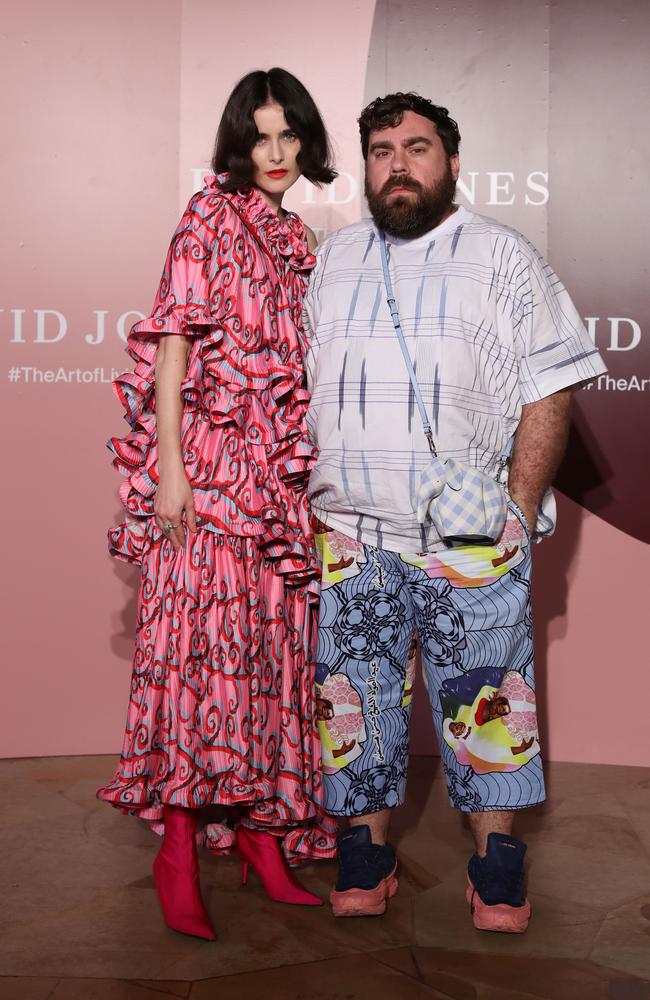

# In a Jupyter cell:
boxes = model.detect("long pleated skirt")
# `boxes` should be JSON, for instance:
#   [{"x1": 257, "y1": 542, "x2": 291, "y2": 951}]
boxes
[{"x1": 97, "y1": 527, "x2": 336, "y2": 861}]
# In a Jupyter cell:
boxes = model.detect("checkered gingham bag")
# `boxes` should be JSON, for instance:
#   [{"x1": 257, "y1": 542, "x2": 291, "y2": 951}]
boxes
[{"x1": 379, "y1": 231, "x2": 508, "y2": 544}]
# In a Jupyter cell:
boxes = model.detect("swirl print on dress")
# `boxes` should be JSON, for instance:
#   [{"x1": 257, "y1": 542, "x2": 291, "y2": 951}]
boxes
[
  {"x1": 314, "y1": 501, "x2": 546, "y2": 816},
  {"x1": 97, "y1": 176, "x2": 336, "y2": 861}
]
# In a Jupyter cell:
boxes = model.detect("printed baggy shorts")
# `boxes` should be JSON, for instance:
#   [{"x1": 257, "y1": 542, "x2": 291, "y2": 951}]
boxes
[{"x1": 314, "y1": 502, "x2": 546, "y2": 814}]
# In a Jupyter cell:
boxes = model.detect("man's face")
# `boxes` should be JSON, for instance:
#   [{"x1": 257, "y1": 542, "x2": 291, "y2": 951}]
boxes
[{"x1": 365, "y1": 110, "x2": 459, "y2": 239}]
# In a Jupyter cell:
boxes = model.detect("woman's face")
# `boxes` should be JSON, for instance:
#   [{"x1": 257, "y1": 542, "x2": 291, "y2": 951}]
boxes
[{"x1": 251, "y1": 102, "x2": 301, "y2": 200}]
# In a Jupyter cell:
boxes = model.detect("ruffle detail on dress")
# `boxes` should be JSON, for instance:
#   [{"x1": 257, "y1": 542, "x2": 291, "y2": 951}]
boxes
[
  {"x1": 206, "y1": 173, "x2": 316, "y2": 275},
  {"x1": 97, "y1": 782, "x2": 337, "y2": 863},
  {"x1": 108, "y1": 176, "x2": 319, "y2": 588},
  {"x1": 132, "y1": 301, "x2": 215, "y2": 339}
]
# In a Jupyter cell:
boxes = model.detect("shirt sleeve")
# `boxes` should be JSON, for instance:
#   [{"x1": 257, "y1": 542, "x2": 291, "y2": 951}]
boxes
[
  {"x1": 131, "y1": 194, "x2": 220, "y2": 341},
  {"x1": 515, "y1": 239, "x2": 607, "y2": 402},
  {"x1": 302, "y1": 257, "x2": 323, "y2": 393}
]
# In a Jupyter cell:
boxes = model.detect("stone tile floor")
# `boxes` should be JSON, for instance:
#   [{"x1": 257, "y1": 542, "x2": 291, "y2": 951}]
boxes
[{"x1": 1, "y1": 755, "x2": 649, "y2": 999}]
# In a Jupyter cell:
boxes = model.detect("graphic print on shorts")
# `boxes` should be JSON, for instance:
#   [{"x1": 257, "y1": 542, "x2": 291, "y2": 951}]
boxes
[
  {"x1": 315, "y1": 661, "x2": 367, "y2": 773},
  {"x1": 314, "y1": 523, "x2": 366, "y2": 589},
  {"x1": 402, "y1": 633, "x2": 417, "y2": 708},
  {"x1": 399, "y1": 510, "x2": 528, "y2": 588},
  {"x1": 315, "y1": 505, "x2": 546, "y2": 816},
  {"x1": 440, "y1": 666, "x2": 540, "y2": 774}
]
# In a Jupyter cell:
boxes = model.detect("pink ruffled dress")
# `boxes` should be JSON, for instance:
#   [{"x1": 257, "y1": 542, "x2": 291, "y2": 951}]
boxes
[{"x1": 97, "y1": 176, "x2": 336, "y2": 860}]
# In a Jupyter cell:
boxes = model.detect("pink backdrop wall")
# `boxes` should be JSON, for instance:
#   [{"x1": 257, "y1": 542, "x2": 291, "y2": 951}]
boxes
[{"x1": 2, "y1": 1, "x2": 648, "y2": 767}]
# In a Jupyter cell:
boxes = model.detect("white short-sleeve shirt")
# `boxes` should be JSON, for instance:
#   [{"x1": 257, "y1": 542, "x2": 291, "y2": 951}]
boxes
[{"x1": 303, "y1": 206, "x2": 606, "y2": 552}]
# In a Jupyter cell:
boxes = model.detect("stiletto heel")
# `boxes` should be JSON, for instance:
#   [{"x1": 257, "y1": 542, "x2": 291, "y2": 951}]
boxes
[
  {"x1": 153, "y1": 805, "x2": 217, "y2": 940},
  {"x1": 235, "y1": 826, "x2": 323, "y2": 906},
  {"x1": 241, "y1": 860, "x2": 249, "y2": 885}
]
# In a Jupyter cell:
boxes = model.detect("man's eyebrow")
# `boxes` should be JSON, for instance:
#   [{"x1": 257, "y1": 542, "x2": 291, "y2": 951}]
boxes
[
  {"x1": 402, "y1": 136, "x2": 434, "y2": 147},
  {"x1": 369, "y1": 135, "x2": 434, "y2": 152}
]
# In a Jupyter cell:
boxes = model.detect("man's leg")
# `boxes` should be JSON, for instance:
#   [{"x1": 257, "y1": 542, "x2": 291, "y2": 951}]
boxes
[
  {"x1": 349, "y1": 809, "x2": 391, "y2": 845},
  {"x1": 410, "y1": 503, "x2": 544, "y2": 932},
  {"x1": 313, "y1": 529, "x2": 415, "y2": 916},
  {"x1": 467, "y1": 810, "x2": 514, "y2": 856}
]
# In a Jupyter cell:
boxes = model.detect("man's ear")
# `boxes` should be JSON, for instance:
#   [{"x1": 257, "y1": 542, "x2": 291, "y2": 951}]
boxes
[{"x1": 450, "y1": 154, "x2": 460, "y2": 182}]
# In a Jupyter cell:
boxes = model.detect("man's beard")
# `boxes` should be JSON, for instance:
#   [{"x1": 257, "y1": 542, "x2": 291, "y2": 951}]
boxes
[{"x1": 365, "y1": 160, "x2": 457, "y2": 239}]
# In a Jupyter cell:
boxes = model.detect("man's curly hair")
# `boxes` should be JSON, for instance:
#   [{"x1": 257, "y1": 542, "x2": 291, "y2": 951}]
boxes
[{"x1": 359, "y1": 92, "x2": 461, "y2": 160}]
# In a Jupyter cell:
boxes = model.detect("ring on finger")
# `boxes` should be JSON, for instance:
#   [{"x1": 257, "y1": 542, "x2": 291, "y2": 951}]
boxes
[{"x1": 163, "y1": 522, "x2": 180, "y2": 533}]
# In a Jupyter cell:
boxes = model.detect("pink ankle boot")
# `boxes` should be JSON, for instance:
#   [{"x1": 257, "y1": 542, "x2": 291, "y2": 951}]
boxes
[
  {"x1": 236, "y1": 826, "x2": 323, "y2": 906},
  {"x1": 152, "y1": 805, "x2": 217, "y2": 940}
]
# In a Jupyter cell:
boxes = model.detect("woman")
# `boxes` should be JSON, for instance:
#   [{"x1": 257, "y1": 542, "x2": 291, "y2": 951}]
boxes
[{"x1": 97, "y1": 68, "x2": 337, "y2": 941}]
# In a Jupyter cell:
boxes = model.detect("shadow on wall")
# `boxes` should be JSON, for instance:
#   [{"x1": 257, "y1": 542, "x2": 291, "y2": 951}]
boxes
[
  {"x1": 554, "y1": 397, "x2": 615, "y2": 530},
  {"x1": 535, "y1": 408, "x2": 614, "y2": 771}
]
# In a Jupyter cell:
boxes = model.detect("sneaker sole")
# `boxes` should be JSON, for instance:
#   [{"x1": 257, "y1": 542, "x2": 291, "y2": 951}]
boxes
[
  {"x1": 466, "y1": 877, "x2": 531, "y2": 933},
  {"x1": 330, "y1": 866, "x2": 399, "y2": 917}
]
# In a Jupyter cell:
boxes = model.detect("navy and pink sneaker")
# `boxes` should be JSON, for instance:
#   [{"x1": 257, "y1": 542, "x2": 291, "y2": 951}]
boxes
[
  {"x1": 466, "y1": 832, "x2": 531, "y2": 933},
  {"x1": 330, "y1": 825, "x2": 398, "y2": 917}
]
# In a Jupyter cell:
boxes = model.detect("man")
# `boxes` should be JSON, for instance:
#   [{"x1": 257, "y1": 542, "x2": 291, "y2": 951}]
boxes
[{"x1": 303, "y1": 92, "x2": 606, "y2": 932}]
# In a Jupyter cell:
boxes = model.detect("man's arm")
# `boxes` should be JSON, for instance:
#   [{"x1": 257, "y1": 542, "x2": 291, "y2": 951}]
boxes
[{"x1": 507, "y1": 387, "x2": 573, "y2": 532}]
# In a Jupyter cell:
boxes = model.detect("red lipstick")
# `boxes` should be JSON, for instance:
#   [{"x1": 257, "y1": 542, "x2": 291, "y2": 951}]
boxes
[{"x1": 266, "y1": 169, "x2": 288, "y2": 179}]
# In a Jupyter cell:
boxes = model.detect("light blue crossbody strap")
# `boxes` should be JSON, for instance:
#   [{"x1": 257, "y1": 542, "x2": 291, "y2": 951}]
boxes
[
  {"x1": 379, "y1": 230, "x2": 512, "y2": 470},
  {"x1": 379, "y1": 231, "x2": 437, "y2": 456},
  {"x1": 495, "y1": 433, "x2": 515, "y2": 482}
]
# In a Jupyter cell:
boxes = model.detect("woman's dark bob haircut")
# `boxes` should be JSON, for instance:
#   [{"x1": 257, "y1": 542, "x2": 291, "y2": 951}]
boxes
[
  {"x1": 212, "y1": 68, "x2": 337, "y2": 192},
  {"x1": 359, "y1": 92, "x2": 461, "y2": 160}
]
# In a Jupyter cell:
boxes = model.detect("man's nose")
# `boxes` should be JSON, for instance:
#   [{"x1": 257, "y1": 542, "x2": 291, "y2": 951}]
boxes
[{"x1": 391, "y1": 151, "x2": 408, "y2": 173}]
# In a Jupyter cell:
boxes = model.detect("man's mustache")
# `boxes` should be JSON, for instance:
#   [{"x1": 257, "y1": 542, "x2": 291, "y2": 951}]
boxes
[{"x1": 380, "y1": 176, "x2": 422, "y2": 196}]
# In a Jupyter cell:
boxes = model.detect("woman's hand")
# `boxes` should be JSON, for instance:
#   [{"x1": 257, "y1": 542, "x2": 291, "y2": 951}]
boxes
[
  {"x1": 154, "y1": 467, "x2": 197, "y2": 550},
  {"x1": 153, "y1": 334, "x2": 194, "y2": 550}
]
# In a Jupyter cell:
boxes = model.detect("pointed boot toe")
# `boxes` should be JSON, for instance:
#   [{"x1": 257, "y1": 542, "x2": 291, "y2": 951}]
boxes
[{"x1": 236, "y1": 826, "x2": 323, "y2": 906}]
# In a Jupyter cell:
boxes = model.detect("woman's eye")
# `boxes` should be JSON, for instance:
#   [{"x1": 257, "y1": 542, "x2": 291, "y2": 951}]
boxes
[
  {"x1": 254, "y1": 135, "x2": 266, "y2": 146},
  {"x1": 283, "y1": 130, "x2": 298, "y2": 142}
]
